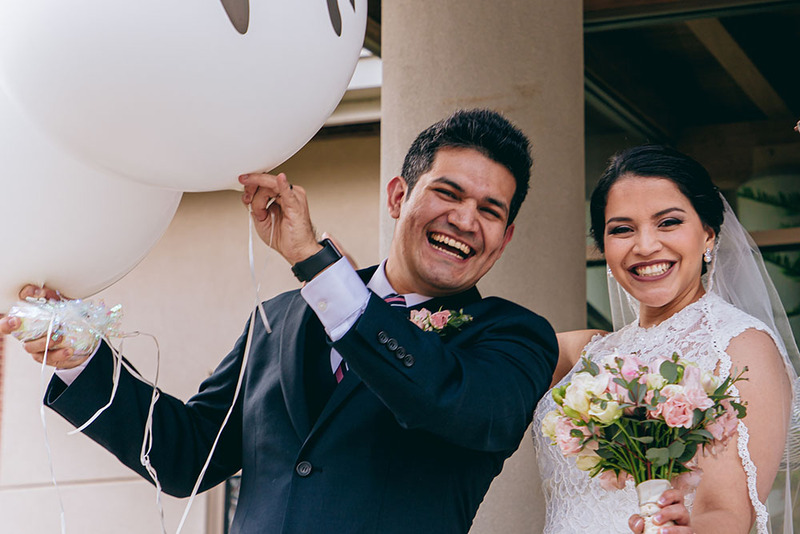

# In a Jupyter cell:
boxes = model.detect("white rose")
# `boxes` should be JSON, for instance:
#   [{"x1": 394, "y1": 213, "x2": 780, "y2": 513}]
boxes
[
  {"x1": 700, "y1": 371, "x2": 720, "y2": 394},
  {"x1": 541, "y1": 410, "x2": 560, "y2": 441},
  {"x1": 564, "y1": 373, "x2": 610, "y2": 416},
  {"x1": 645, "y1": 373, "x2": 667, "y2": 390},
  {"x1": 575, "y1": 451, "x2": 602, "y2": 472},
  {"x1": 589, "y1": 399, "x2": 622, "y2": 425}
]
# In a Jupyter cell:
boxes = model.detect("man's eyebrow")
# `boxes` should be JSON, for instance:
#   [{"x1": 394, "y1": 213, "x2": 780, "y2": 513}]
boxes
[
  {"x1": 431, "y1": 177, "x2": 509, "y2": 215},
  {"x1": 431, "y1": 177, "x2": 465, "y2": 193}
]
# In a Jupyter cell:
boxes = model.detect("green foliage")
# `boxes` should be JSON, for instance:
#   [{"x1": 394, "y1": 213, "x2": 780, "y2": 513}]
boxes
[
  {"x1": 543, "y1": 354, "x2": 749, "y2": 485},
  {"x1": 738, "y1": 187, "x2": 800, "y2": 215}
]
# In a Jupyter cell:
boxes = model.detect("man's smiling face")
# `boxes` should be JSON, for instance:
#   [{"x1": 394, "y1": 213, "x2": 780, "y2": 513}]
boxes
[{"x1": 385, "y1": 147, "x2": 516, "y2": 296}]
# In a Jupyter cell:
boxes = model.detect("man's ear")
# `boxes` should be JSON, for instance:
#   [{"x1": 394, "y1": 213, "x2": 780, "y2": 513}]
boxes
[
  {"x1": 499, "y1": 223, "x2": 515, "y2": 255},
  {"x1": 386, "y1": 176, "x2": 407, "y2": 219}
]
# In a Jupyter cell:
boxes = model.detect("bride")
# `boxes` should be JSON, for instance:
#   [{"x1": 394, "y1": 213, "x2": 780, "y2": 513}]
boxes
[{"x1": 532, "y1": 145, "x2": 799, "y2": 533}]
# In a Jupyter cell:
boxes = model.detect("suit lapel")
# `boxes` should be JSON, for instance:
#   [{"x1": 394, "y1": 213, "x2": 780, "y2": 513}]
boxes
[
  {"x1": 308, "y1": 367, "x2": 361, "y2": 436},
  {"x1": 287, "y1": 265, "x2": 481, "y2": 439},
  {"x1": 279, "y1": 293, "x2": 314, "y2": 439}
]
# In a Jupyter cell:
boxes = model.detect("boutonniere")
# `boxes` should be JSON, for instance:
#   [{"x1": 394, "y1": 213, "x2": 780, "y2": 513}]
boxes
[{"x1": 409, "y1": 307, "x2": 473, "y2": 335}]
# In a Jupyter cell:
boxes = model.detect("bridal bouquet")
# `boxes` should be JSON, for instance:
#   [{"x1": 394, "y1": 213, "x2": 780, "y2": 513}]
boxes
[{"x1": 541, "y1": 351, "x2": 747, "y2": 532}]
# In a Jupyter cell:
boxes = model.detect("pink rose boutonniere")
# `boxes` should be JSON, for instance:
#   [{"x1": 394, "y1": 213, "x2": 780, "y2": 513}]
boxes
[{"x1": 410, "y1": 307, "x2": 472, "y2": 336}]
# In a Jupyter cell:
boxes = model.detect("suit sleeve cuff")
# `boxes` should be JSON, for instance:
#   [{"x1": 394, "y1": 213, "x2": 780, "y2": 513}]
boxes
[
  {"x1": 53, "y1": 344, "x2": 100, "y2": 386},
  {"x1": 300, "y1": 257, "x2": 369, "y2": 341}
]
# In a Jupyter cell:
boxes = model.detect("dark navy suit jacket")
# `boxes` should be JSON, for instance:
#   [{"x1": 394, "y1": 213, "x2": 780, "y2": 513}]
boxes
[{"x1": 46, "y1": 266, "x2": 557, "y2": 533}]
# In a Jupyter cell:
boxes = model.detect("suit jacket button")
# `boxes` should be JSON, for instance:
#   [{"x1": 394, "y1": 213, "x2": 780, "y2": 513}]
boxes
[
  {"x1": 394, "y1": 346, "x2": 406, "y2": 359},
  {"x1": 296, "y1": 461, "x2": 313, "y2": 477},
  {"x1": 403, "y1": 354, "x2": 415, "y2": 368},
  {"x1": 377, "y1": 331, "x2": 389, "y2": 344},
  {"x1": 386, "y1": 338, "x2": 399, "y2": 351}
]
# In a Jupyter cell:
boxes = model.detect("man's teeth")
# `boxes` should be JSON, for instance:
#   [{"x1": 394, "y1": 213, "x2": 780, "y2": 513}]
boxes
[
  {"x1": 430, "y1": 233, "x2": 471, "y2": 257},
  {"x1": 634, "y1": 263, "x2": 671, "y2": 277}
]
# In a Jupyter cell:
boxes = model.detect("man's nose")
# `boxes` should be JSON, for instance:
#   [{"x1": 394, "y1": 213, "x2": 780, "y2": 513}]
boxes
[{"x1": 448, "y1": 202, "x2": 479, "y2": 232}]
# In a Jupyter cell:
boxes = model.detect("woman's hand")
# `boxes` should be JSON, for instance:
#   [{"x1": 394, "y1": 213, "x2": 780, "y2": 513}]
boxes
[{"x1": 628, "y1": 489, "x2": 692, "y2": 533}]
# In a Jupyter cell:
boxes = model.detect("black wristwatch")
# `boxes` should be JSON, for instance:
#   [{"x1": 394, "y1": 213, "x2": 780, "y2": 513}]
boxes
[{"x1": 291, "y1": 238, "x2": 343, "y2": 282}]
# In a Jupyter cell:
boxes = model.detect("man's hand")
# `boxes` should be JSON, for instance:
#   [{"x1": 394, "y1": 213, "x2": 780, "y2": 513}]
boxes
[
  {"x1": 239, "y1": 172, "x2": 322, "y2": 266},
  {"x1": 0, "y1": 285, "x2": 89, "y2": 369}
]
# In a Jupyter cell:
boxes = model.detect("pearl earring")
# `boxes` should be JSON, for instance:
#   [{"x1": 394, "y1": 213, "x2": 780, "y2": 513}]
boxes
[
  {"x1": 704, "y1": 248, "x2": 712, "y2": 263},
  {"x1": 606, "y1": 266, "x2": 613, "y2": 278}
]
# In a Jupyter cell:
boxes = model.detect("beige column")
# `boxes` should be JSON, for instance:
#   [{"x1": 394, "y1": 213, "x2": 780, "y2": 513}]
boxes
[{"x1": 381, "y1": 2, "x2": 585, "y2": 532}]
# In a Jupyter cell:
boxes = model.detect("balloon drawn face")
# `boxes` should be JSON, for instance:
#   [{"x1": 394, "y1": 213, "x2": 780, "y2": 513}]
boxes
[
  {"x1": 0, "y1": 0, "x2": 367, "y2": 192},
  {"x1": 220, "y1": 0, "x2": 250, "y2": 34}
]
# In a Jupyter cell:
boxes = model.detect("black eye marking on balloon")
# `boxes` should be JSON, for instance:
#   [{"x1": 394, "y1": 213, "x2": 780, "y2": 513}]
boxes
[
  {"x1": 327, "y1": 0, "x2": 357, "y2": 37},
  {"x1": 220, "y1": 0, "x2": 249, "y2": 34}
]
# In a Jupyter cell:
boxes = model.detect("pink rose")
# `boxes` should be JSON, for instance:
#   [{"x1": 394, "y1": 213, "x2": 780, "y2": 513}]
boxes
[
  {"x1": 682, "y1": 366, "x2": 714, "y2": 411},
  {"x1": 429, "y1": 310, "x2": 451, "y2": 329},
  {"x1": 597, "y1": 470, "x2": 630, "y2": 491},
  {"x1": 554, "y1": 417, "x2": 587, "y2": 456},
  {"x1": 652, "y1": 387, "x2": 694, "y2": 428},
  {"x1": 671, "y1": 468, "x2": 703, "y2": 493},
  {"x1": 705, "y1": 400, "x2": 739, "y2": 450},
  {"x1": 620, "y1": 355, "x2": 645, "y2": 382},
  {"x1": 410, "y1": 308, "x2": 432, "y2": 331}
]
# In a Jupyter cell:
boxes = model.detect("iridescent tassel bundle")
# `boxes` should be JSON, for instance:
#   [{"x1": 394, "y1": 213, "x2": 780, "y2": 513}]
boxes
[{"x1": 7, "y1": 298, "x2": 123, "y2": 356}]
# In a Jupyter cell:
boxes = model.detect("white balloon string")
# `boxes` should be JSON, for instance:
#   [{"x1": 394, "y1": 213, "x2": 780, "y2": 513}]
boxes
[
  {"x1": 247, "y1": 204, "x2": 272, "y2": 334},
  {"x1": 67, "y1": 339, "x2": 123, "y2": 436},
  {"x1": 39, "y1": 314, "x2": 68, "y2": 534},
  {"x1": 127, "y1": 332, "x2": 167, "y2": 534},
  {"x1": 62, "y1": 328, "x2": 167, "y2": 533},
  {"x1": 176, "y1": 206, "x2": 272, "y2": 532},
  {"x1": 175, "y1": 305, "x2": 257, "y2": 534}
]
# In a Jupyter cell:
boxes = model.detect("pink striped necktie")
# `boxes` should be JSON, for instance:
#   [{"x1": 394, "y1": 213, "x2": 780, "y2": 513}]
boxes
[{"x1": 334, "y1": 293, "x2": 407, "y2": 383}]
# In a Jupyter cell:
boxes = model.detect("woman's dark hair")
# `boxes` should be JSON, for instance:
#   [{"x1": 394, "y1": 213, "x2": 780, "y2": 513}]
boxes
[{"x1": 589, "y1": 145, "x2": 724, "y2": 253}]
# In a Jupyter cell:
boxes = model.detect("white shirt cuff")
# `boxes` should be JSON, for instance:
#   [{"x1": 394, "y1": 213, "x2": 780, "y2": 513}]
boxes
[
  {"x1": 300, "y1": 257, "x2": 369, "y2": 341},
  {"x1": 53, "y1": 347, "x2": 98, "y2": 386}
]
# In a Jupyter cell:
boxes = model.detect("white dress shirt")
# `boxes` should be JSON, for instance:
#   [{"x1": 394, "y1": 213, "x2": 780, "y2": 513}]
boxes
[{"x1": 300, "y1": 257, "x2": 430, "y2": 373}]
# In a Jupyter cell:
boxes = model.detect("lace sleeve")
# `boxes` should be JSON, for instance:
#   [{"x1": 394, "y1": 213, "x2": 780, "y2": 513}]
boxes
[{"x1": 705, "y1": 297, "x2": 786, "y2": 534}]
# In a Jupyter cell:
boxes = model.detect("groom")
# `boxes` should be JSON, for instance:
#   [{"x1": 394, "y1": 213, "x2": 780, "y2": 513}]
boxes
[{"x1": 2, "y1": 109, "x2": 557, "y2": 533}]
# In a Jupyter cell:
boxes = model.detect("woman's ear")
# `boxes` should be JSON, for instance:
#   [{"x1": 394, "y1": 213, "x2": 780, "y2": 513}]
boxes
[{"x1": 704, "y1": 225, "x2": 716, "y2": 250}]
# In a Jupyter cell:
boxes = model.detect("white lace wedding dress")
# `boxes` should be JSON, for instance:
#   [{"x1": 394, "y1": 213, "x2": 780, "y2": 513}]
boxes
[{"x1": 532, "y1": 292, "x2": 776, "y2": 533}]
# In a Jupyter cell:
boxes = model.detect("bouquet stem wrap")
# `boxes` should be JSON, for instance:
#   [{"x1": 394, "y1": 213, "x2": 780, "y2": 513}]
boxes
[{"x1": 636, "y1": 479, "x2": 674, "y2": 533}]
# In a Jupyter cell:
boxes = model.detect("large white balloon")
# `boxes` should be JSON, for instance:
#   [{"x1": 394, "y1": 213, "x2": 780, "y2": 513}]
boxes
[
  {"x1": 0, "y1": 87, "x2": 182, "y2": 311},
  {"x1": 0, "y1": 0, "x2": 366, "y2": 192}
]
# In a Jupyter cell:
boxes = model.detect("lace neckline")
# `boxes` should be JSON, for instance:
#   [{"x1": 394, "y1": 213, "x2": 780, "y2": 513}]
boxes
[{"x1": 630, "y1": 291, "x2": 713, "y2": 333}]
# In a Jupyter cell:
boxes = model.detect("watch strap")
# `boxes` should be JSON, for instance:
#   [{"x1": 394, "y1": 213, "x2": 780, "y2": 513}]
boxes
[{"x1": 291, "y1": 238, "x2": 343, "y2": 282}]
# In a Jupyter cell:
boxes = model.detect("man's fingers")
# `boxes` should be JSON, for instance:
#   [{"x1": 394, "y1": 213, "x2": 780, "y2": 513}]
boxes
[
  {"x1": 31, "y1": 347, "x2": 85, "y2": 369},
  {"x1": 24, "y1": 334, "x2": 70, "y2": 354},
  {"x1": 18, "y1": 285, "x2": 63, "y2": 301},
  {"x1": 0, "y1": 315, "x2": 20, "y2": 335},
  {"x1": 239, "y1": 172, "x2": 282, "y2": 203}
]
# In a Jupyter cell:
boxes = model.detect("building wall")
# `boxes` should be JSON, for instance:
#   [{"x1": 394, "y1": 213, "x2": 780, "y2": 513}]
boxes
[{"x1": 0, "y1": 133, "x2": 380, "y2": 534}]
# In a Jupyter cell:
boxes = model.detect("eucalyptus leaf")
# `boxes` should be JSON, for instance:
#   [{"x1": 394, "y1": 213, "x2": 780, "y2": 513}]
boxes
[{"x1": 660, "y1": 360, "x2": 679, "y2": 383}]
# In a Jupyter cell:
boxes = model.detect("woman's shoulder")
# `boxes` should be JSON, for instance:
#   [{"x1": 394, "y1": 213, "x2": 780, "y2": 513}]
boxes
[
  {"x1": 551, "y1": 329, "x2": 607, "y2": 385},
  {"x1": 702, "y1": 293, "x2": 779, "y2": 349}
]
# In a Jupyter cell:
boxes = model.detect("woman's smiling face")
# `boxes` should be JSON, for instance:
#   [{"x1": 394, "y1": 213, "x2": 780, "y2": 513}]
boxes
[{"x1": 603, "y1": 175, "x2": 716, "y2": 325}]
